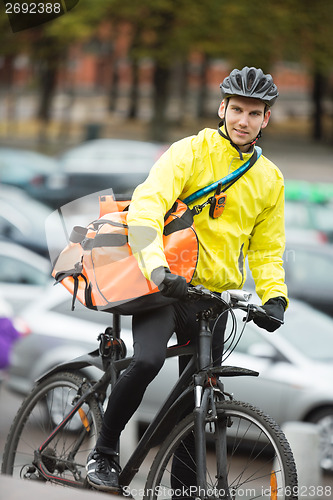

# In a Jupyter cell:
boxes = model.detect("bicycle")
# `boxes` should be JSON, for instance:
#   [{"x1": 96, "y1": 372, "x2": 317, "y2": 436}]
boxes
[{"x1": 1, "y1": 286, "x2": 298, "y2": 500}]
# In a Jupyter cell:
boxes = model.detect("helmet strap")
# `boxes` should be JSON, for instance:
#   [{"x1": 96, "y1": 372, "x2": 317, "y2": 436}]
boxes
[
  {"x1": 218, "y1": 120, "x2": 244, "y2": 160},
  {"x1": 249, "y1": 130, "x2": 262, "y2": 146},
  {"x1": 218, "y1": 98, "x2": 245, "y2": 159},
  {"x1": 218, "y1": 97, "x2": 263, "y2": 158}
]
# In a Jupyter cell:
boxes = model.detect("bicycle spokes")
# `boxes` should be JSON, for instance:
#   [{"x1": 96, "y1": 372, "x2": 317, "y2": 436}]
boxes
[{"x1": 2, "y1": 373, "x2": 103, "y2": 487}]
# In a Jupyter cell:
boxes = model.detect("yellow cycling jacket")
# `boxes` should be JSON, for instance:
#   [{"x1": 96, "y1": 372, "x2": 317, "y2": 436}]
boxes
[{"x1": 127, "y1": 127, "x2": 288, "y2": 306}]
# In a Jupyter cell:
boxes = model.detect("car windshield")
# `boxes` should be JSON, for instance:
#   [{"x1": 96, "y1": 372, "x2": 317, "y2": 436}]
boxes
[{"x1": 278, "y1": 306, "x2": 333, "y2": 362}]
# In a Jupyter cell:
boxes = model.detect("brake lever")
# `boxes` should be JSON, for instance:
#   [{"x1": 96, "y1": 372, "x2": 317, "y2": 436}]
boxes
[
  {"x1": 244, "y1": 304, "x2": 284, "y2": 325},
  {"x1": 187, "y1": 285, "x2": 214, "y2": 299}
]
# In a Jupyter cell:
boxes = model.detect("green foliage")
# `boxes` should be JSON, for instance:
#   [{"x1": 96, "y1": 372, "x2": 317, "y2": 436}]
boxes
[
  {"x1": 2, "y1": 0, "x2": 332, "y2": 73},
  {"x1": 1, "y1": 0, "x2": 332, "y2": 137},
  {"x1": 278, "y1": 0, "x2": 333, "y2": 74}
]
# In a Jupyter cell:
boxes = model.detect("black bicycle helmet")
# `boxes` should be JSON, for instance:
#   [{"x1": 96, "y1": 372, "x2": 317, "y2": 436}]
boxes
[{"x1": 220, "y1": 66, "x2": 279, "y2": 107}]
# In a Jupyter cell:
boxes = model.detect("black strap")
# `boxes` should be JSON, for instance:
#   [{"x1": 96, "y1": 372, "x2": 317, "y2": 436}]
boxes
[
  {"x1": 54, "y1": 263, "x2": 84, "y2": 311},
  {"x1": 84, "y1": 282, "x2": 97, "y2": 310},
  {"x1": 217, "y1": 120, "x2": 244, "y2": 159},
  {"x1": 82, "y1": 233, "x2": 128, "y2": 250},
  {"x1": 71, "y1": 275, "x2": 79, "y2": 311},
  {"x1": 163, "y1": 207, "x2": 194, "y2": 236},
  {"x1": 164, "y1": 200, "x2": 179, "y2": 221},
  {"x1": 70, "y1": 226, "x2": 88, "y2": 244},
  {"x1": 70, "y1": 220, "x2": 128, "y2": 245},
  {"x1": 55, "y1": 263, "x2": 96, "y2": 311}
]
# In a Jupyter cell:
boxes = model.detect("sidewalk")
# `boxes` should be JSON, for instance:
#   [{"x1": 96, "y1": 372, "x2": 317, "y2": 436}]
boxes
[{"x1": 0, "y1": 474, "x2": 119, "y2": 500}]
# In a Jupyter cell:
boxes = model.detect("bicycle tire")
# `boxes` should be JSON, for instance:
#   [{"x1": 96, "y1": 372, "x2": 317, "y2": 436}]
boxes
[
  {"x1": 1, "y1": 371, "x2": 103, "y2": 487},
  {"x1": 144, "y1": 399, "x2": 298, "y2": 500}
]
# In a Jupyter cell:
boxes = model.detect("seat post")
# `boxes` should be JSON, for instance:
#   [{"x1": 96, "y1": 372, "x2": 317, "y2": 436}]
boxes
[{"x1": 112, "y1": 313, "x2": 121, "y2": 339}]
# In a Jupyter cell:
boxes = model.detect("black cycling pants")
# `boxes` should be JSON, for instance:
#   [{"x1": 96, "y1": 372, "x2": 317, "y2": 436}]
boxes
[{"x1": 96, "y1": 298, "x2": 227, "y2": 459}]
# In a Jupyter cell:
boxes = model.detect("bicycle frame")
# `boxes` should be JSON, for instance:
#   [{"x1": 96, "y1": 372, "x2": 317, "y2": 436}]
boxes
[{"x1": 35, "y1": 308, "x2": 258, "y2": 493}]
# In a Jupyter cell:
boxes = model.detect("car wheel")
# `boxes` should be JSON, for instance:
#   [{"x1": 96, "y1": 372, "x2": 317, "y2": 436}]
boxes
[{"x1": 308, "y1": 407, "x2": 333, "y2": 472}]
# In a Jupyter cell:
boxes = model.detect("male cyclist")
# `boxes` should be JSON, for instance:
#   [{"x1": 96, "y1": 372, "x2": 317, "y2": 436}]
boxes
[{"x1": 86, "y1": 66, "x2": 288, "y2": 493}]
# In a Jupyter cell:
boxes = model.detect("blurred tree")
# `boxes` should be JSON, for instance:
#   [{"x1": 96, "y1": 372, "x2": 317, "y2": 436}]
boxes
[
  {"x1": 99, "y1": 0, "x2": 230, "y2": 139},
  {"x1": 198, "y1": 0, "x2": 333, "y2": 142},
  {"x1": 0, "y1": 0, "x2": 106, "y2": 135},
  {"x1": 279, "y1": 0, "x2": 333, "y2": 141},
  {"x1": 186, "y1": 1, "x2": 287, "y2": 120},
  {"x1": 0, "y1": 11, "x2": 32, "y2": 129},
  {"x1": 1, "y1": 0, "x2": 332, "y2": 143},
  {"x1": 33, "y1": 1, "x2": 106, "y2": 127},
  {"x1": 213, "y1": 2, "x2": 284, "y2": 70}
]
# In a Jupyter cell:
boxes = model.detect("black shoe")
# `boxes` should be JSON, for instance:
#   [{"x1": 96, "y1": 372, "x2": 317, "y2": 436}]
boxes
[{"x1": 86, "y1": 448, "x2": 121, "y2": 492}]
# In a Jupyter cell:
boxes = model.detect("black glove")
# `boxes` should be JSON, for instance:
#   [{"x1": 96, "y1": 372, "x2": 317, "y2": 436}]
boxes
[
  {"x1": 151, "y1": 266, "x2": 188, "y2": 299},
  {"x1": 253, "y1": 297, "x2": 286, "y2": 333}
]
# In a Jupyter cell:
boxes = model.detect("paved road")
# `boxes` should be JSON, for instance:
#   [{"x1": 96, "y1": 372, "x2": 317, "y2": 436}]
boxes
[
  {"x1": 259, "y1": 134, "x2": 333, "y2": 183},
  {"x1": 0, "y1": 381, "x2": 22, "y2": 459}
]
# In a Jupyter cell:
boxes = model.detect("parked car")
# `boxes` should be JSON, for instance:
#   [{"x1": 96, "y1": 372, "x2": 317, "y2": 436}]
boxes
[
  {"x1": 285, "y1": 198, "x2": 333, "y2": 244},
  {"x1": 0, "y1": 185, "x2": 83, "y2": 259},
  {"x1": 0, "y1": 185, "x2": 53, "y2": 257},
  {"x1": 283, "y1": 242, "x2": 333, "y2": 317},
  {"x1": 45, "y1": 139, "x2": 168, "y2": 207},
  {"x1": 0, "y1": 147, "x2": 64, "y2": 206},
  {"x1": 6, "y1": 284, "x2": 333, "y2": 471},
  {"x1": 245, "y1": 241, "x2": 333, "y2": 318},
  {"x1": 0, "y1": 240, "x2": 51, "y2": 314},
  {"x1": 5, "y1": 285, "x2": 157, "y2": 420}
]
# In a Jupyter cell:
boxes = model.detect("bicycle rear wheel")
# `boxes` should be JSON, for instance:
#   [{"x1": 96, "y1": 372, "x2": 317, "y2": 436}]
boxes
[
  {"x1": 1, "y1": 371, "x2": 103, "y2": 487},
  {"x1": 145, "y1": 399, "x2": 298, "y2": 500}
]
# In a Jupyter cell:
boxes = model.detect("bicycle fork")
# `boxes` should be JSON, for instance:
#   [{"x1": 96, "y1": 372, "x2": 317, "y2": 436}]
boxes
[
  {"x1": 193, "y1": 375, "x2": 232, "y2": 500},
  {"x1": 194, "y1": 311, "x2": 232, "y2": 500}
]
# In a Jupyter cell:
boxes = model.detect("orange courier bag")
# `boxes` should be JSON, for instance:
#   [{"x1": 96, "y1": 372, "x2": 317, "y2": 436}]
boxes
[{"x1": 52, "y1": 195, "x2": 198, "y2": 315}]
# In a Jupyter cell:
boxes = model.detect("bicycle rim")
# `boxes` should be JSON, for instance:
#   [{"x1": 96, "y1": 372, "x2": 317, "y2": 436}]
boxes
[
  {"x1": 145, "y1": 400, "x2": 298, "y2": 500},
  {"x1": 1, "y1": 371, "x2": 103, "y2": 487}
]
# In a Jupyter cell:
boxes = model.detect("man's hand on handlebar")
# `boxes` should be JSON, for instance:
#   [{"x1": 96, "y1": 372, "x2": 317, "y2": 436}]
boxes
[
  {"x1": 186, "y1": 285, "x2": 286, "y2": 333},
  {"x1": 247, "y1": 297, "x2": 286, "y2": 333},
  {"x1": 151, "y1": 267, "x2": 188, "y2": 299},
  {"x1": 150, "y1": 273, "x2": 286, "y2": 333}
]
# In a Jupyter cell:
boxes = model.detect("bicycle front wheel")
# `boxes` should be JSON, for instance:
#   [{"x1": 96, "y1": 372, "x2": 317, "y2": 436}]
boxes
[
  {"x1": 1, "y1": 371, "x2": 103, "y2": 487},
  {"x1": 145, "y1": 399, "x2": 298, "y2": 500}
]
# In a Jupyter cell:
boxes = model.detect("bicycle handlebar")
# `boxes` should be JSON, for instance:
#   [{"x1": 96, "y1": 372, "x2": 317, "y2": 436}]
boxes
[
  {"x1": 187, "y1": 285, "x2": 284, "y2": 325},
  {"x1": 187, "y1": 284, "x2": 254, "y2": 308}
]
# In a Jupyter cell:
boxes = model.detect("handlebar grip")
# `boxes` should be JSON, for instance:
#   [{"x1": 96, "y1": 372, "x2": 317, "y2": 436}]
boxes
[
  {"x1": 252, "y1": 305, "x2": 267, "y2": 316},
  {"x1": 249, "y1": 305, "x2": 284, "y2": 325}
]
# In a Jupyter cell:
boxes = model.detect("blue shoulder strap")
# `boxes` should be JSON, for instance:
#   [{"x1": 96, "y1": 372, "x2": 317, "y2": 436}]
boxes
[{"x1": 182, "y1": 146, "x2": 262, "y2": 205}]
